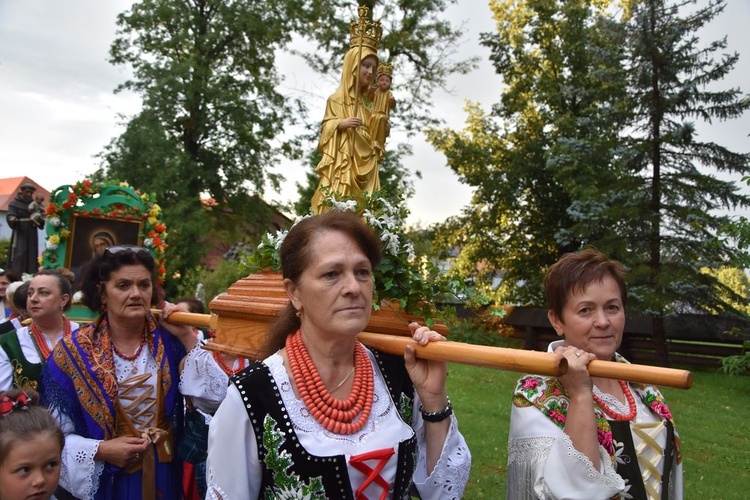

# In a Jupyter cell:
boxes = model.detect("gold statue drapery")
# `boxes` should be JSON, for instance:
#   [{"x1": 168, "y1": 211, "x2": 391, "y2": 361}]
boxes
[{"x1": 311, "y1": 7, "x2": 385, "y2": 214}]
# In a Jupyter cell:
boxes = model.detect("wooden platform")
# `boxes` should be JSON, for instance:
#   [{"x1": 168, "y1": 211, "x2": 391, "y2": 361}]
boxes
[{"x1": 208, "y1": 271, "x2": 449, "y2": 359}]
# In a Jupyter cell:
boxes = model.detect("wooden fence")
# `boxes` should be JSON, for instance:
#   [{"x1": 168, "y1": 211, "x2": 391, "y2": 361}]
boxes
[{"x1": 498, "y1": 307, "x2": 748, "y2": 368}]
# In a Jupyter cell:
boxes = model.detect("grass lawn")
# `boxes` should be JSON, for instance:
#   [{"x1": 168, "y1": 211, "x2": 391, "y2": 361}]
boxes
[{"x1": 448, "y1": 362, "x2": 750, "y2": 499}]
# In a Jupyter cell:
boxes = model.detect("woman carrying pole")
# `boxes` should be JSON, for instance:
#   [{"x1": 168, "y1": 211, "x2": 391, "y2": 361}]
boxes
[
  {"x1": 205, "y1": 211, "x2": 471, "y2": 499},
  {"x1": 507, "y1": 248, "x2": 683, "y2": 499}
]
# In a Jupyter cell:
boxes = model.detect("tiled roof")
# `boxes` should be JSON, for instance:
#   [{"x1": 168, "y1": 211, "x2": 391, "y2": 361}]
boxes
[{"x1": 0, "y1": 177, "x2": 51, "y2": 212}]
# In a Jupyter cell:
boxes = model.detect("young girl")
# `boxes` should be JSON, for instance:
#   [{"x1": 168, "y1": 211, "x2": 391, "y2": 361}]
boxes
[{"x1": 0, "y1": 389, "x2": 64, "y2": 500}]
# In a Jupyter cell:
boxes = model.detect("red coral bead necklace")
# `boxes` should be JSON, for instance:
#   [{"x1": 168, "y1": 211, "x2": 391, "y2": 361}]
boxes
[
  {"x1": 592, "y1": 379, "x2": 637, "y2": 421},
  {"x1": 30, "y1": 319, "x2": 72, "y2": 361},
  {"x1": 286, "y1": 330, "x2": 374, "y2": 435},
  {"x1": 213, "y1": 351, "x2": 247, "y2": 376}
]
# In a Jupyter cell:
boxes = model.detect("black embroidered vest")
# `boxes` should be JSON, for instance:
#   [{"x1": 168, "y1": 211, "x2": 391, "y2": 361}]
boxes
[
  {"x1": 231, "y1": 350, "x2": 418, "y2": 499},
  {"x1": 609, "y1": 419, "x2": 675, "y2": 500}
]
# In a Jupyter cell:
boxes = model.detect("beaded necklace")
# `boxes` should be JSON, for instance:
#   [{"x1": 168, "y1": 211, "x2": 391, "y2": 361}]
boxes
[
  {"x1": 212, "y1": 351, "x2": 247, "y2": 376},
  {"x1": 112, "y1": 330, "x2": 147, "y2": 374},
  {"x1": 29, "y1": 319, "x2": 72, "y2": 361},
  {"x1": 592, "y1": 380, "x2": 637, "y2": 421},
  {"x1": 286, "y1": 330, "x2": 374, "y2": 435}
]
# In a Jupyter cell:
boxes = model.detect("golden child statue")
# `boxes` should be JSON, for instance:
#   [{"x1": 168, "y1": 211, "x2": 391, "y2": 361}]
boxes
[
  {"x1": 311, "y1": 6, "x2": 383, "y2": 214},
  {"x1": 368, "y1": 62, "x2": 396, "y2": 155}
]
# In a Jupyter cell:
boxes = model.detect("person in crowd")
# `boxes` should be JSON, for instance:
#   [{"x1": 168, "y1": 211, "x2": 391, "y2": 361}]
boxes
[
  {"x1": 507, "y1": 248, "x2": 683, "y2": 499},
  {"x1": 0, "y1": 270, "x2": 78, "y2": 391},
  {"x1": 175, "y1": 297, "x2": 248, "y2": 500},
  {"x1": 11, "y1": 282, "x2": 30, "y2": 323},
  {"x1": 0, "y1": 270, "x2": 21, "y2": 321},
  {"x1": 1, "y1": 279, "x2": 29, "y2": 336},
  {"x1": 6, "y1": 183, "x2": 44, "y2": 275},
  {"x1": 311, "y1": 8, "x2": 383, "y2": 214},
  {"x1": 206, "y1": 211, "x2": 471, "y2": 499},
  {"x1": 41, "y1": 246, "x2": 227, "y2": 499},
  {"x1": 0, "y1": 389, "x2": 64, "y2": 500}
]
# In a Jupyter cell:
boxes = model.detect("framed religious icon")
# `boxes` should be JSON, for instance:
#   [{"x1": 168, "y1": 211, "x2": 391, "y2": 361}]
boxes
[
  {"x1": 66, "y1": 216, "x2": 143, "y2": 282},
  {"x1": 41, "y1": 180, "x2": 168, "y2": 285}
]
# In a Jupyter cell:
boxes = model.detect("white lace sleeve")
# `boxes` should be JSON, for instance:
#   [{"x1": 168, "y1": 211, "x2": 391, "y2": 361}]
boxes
[
  {"x1": 411, "y1": 395, "x2": 472, "y2": 500},
  {"x1": 507, "y1": 404, "x2": 625, "y2": 500},
  {"x1": 179, "y1": 343, "x2": 229, "y2": 414},
  {"x1": 0, "y1": 347, "x2": 12, "y2": 391},
  {"x1": 206, "y1": 383, "x2": 261, "y2": 500},
  {"x1": 52, "y1": 408, "x2": 106, "y2": 500}
]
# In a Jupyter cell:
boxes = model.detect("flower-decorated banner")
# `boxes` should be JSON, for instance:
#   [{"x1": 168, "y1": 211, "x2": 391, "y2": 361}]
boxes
[{"x1": 40, "y1": 179, "x2": 168, "y2": 284}]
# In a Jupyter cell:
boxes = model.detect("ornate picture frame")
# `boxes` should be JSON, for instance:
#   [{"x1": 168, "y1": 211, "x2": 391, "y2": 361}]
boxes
[{"x1": 41, "y1": 180, "x2": 168, "y2": 284}]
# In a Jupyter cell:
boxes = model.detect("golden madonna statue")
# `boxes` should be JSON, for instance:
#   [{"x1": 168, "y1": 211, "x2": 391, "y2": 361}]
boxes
[{"x1": 311, "y1": 6, "x2": 386, "y2": 214}]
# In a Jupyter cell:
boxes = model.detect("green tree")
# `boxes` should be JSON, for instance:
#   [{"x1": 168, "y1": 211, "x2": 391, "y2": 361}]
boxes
[
  {"x1": 100, "y1": 0, "x2": 324, "y2": 283},
  {"x1": 700, "y1": 266, "x2": 750, "y2": 316},
  {"x1": 101, "y1": 0, "x2": 476, "y2": 283},
  {"x1": 622, "y1": 0, "x2": 750, "y2": 364},
  {"x1": 430, "y1": 0, "x2": 749, "y2": 366},
  {"x1": 427, "y1": 0, "x2": 629, "y2": 304}
]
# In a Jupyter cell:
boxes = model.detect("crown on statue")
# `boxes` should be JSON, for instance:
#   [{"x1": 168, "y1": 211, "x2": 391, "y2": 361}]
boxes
[
  {"x1": 377, "y1": 62, "x2": 393, "y2": 78},
  {"x1": 349, "y1": 6, "x2": 382, "y2": 51}
]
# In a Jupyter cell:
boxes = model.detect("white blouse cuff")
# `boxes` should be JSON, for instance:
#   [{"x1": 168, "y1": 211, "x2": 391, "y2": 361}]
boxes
[{"x1": 412, "y1": 414, "x2": 472, "y2": 499}]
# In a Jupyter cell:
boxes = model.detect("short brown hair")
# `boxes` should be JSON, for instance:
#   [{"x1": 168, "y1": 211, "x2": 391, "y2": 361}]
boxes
[
  {"x1": 264, "y1": 211, "x2": 382, "y2": 356},
  {"x1": 544, "y1": 247, "x2": 627, "y2": 321}
]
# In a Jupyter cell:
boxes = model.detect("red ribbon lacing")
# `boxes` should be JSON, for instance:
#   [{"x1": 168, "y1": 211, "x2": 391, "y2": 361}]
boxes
[{"x1": 350, "y1": 447, "x2": 395, "y2": 500}]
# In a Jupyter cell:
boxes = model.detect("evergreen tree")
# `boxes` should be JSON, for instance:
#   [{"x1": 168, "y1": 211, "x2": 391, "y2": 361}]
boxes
[
  {"x1": 622, "y1": 0, "x2": 750, "y2": 364},
  {"x1": 429, "y1": 0, "x2": 749, "y2": 366},
  {"x1": 101, "y1": 0, "x2": 474, "y2": 281},
  {"x1": 427, "y1": 0, "x2": 628, "y2": 304}
]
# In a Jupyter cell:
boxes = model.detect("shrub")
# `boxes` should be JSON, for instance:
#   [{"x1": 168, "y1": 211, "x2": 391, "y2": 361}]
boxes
[{"x1": 721, "y1": 350, "x2": 750, "y2": 376}]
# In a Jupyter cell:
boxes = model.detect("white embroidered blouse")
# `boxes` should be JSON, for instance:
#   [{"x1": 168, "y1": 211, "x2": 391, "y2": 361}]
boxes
[{"x1": 206, "y1": 348, "x2": 471, "y2": 499}]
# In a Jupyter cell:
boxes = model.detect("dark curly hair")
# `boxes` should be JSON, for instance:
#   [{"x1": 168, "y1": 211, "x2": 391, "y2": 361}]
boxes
[{"x1": 79, "y1": 247, "x2": 157, "y2": 312}]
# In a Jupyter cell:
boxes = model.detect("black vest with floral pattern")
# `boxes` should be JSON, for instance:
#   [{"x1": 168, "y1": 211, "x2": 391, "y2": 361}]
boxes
[{"x1": 231, "y1": 350, "x2": 417, "y2": 499}]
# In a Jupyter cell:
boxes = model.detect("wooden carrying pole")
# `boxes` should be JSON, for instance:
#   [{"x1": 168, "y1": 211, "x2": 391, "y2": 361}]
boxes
[{"x1": 159, "y1": 310, "x2": 693, "y2": 389}]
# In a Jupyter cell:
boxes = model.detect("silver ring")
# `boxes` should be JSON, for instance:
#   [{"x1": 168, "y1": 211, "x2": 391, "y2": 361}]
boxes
[
  {"x1": 135, "y1": 453, "x2": 140, "y2": 460},
  {"x1": 575, "y1": 352, "x2": 581, "y2": 358}
]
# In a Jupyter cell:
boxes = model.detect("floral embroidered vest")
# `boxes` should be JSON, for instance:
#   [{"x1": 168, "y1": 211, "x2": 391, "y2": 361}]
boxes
[
  {"x1": 513, "y1": 353, "x2": 682, "y2": 499},
  {"x1": 0, "y1": 330, "x2": 42, "y2": 390},
  {"x1": 232, "y1": 350, "x2": 417, "y2": 499}
]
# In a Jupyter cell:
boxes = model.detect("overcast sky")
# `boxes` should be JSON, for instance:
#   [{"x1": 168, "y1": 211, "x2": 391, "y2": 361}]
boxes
[{"x1": 0, "y1": 0, "x2": 747, "y2": 226}]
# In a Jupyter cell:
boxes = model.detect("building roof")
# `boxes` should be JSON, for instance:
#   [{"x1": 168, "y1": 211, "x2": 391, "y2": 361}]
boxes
[{"x1": 0, "y1": 177, "x2": 51, "y2": 212}]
